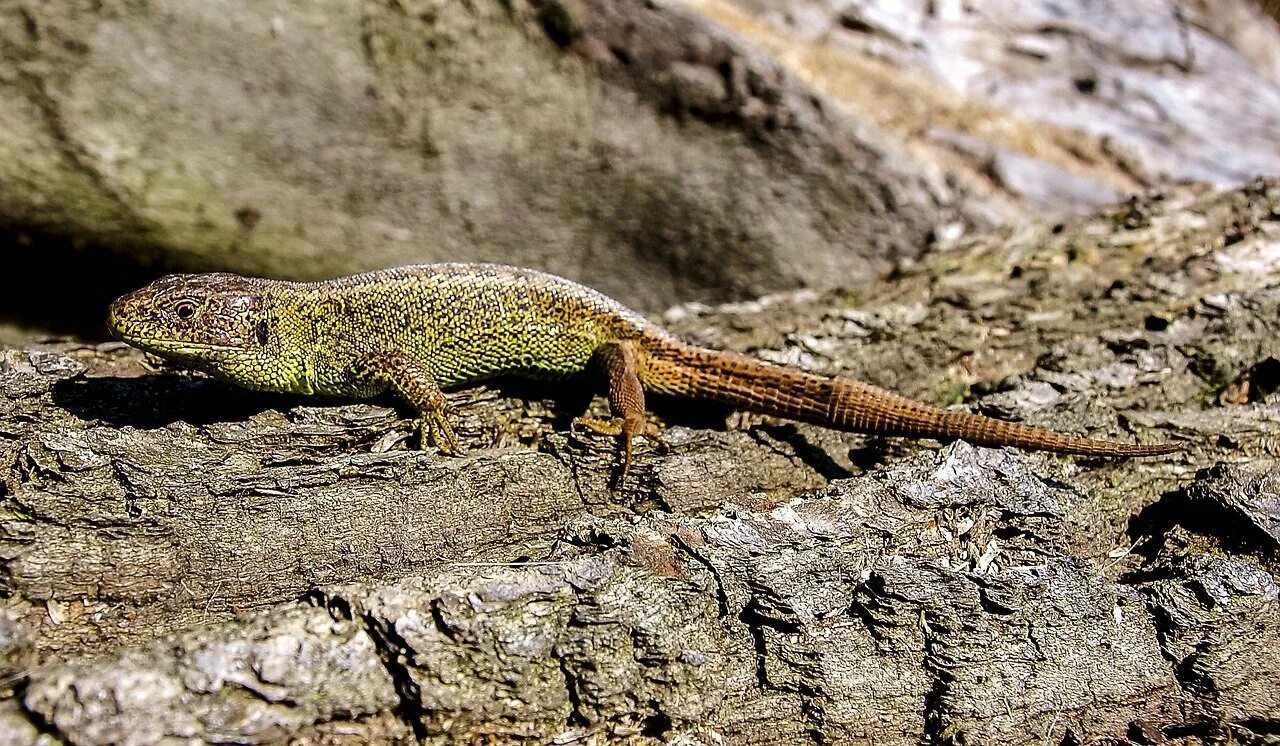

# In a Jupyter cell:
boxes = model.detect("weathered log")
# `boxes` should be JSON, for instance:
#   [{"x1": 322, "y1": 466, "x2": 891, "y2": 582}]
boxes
[{"x1": 2, "y1": 182, "x2": 1280, "y2": 742}]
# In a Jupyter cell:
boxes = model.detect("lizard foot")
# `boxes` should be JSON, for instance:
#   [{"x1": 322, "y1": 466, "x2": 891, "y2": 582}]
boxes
[
  {"x1": 418, "y1": 410, "x2": 461, "y2": 456},
  {"x1": 573, "y1": 416, "x2": 623, "y2": 437},
  {"x1": 573, "y1": 415, "x2": 665, "y2": 478}
]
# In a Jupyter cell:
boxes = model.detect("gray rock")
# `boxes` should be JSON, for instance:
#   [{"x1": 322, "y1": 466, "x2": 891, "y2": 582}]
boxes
[
  {"x1": 713, "y1": 0, "x2": 1280, "y2": 211},
  {"x1": 0, "y1": 0, "x2": 944, "y2": 314}
]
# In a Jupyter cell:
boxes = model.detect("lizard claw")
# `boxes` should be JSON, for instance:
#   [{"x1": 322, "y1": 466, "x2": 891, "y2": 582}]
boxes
[
  {"x1": 573, "y1": 415, "x2": 665, "y2": 480},
  {"x1": 573, "y1": 416, "x2": 624, "y2": 437},
  {"x1": 641, "y1": 421, "x2": 669, "y2": 453},
  {"x1": 419, "y1": 411, "x2": 461, "y2": 455}
]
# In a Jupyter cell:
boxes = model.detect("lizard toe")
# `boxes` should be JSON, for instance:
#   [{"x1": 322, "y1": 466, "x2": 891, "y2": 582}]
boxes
[
  {"x1": 573, "y1": 416, "x2": 624, "y2": 437},
  {"x1": 421, "y1": 413, "x2": 461, "y2": 455}
]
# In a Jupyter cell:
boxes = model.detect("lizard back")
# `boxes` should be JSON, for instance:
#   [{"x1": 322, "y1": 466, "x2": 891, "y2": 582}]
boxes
[{"x1": 296, "y1": 263, "x2": 663, "y2": 393}]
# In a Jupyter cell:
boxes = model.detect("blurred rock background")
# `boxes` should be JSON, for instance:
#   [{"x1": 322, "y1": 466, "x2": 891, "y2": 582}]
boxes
[{"x1": 4, "y1": 0, "x2": 1279, "y2": 338}]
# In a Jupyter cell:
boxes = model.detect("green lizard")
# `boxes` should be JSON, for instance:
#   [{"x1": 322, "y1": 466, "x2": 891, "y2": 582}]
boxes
[{"x1": 107, "y1": 263, "x2": 1179, "y2": 474}]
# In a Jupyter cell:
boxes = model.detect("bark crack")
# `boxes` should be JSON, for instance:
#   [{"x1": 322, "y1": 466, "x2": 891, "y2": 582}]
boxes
[
  {"x1": 671, "y1": 533, "x2": 730, "y2": 618},
  {"x1": 309, "y1": 590, "x2": 428, "y2": 740}
]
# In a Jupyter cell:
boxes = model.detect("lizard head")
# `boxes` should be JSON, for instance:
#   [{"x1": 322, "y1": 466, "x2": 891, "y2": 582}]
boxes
[{"x1": 108, "y1": 273, "x2": 303, "y2": 391}]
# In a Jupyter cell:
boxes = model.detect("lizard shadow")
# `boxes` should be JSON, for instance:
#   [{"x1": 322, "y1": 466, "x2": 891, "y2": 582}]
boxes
[
  {"x1": 51, "y1": 372, "x2": 743, "y2": 435},
  {"x1": 51, "y1": 374, "x2": 328, "y2": 429},
  {"x1": 473, "y1": 375, "x2": 740, "y2": 435},
  {"x1": 751, "y1": 422, "x2": 861, "y2": 481}
]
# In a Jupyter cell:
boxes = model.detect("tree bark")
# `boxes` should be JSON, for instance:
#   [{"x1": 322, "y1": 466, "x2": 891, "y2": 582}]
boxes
[{"x1": 3, "y1": 181, "x2": 1280, "y2": 743}]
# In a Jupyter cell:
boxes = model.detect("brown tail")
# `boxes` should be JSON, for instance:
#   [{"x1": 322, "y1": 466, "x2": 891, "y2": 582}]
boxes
[{"x1": 640, "y1": 340, "x2": 1179, "y2": 457}]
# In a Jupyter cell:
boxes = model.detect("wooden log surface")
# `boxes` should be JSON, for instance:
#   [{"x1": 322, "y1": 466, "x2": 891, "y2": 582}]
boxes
[{"x1": 3, "y1": 182, "x2": 1280, "y2": 742}]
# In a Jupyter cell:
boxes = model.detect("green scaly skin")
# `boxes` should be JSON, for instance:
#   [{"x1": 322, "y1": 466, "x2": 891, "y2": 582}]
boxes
[{"x1": 108, "y1": 263, "x2": 1181, "y2": 474}]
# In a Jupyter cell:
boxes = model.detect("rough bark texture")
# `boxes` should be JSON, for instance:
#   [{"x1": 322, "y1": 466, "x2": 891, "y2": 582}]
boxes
[{"x1": 3, "y1": 181, "x2": 1280, "y2": 742}]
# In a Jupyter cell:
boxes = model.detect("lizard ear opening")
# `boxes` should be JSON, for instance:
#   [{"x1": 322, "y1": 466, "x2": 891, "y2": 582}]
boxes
[{"x1": 254, "y1": 319, "x2": 270, "y2": 346}]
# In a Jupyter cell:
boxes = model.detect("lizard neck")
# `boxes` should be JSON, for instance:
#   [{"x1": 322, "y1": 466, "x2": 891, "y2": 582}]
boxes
[{"x1": 259, "y1": 283, "x2": 327, "y2": 394}]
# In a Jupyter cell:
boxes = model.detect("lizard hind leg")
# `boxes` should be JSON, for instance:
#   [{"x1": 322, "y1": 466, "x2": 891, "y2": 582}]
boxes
[{"x1": 574, "y1": 340, "x2": 665, "y2": 479}]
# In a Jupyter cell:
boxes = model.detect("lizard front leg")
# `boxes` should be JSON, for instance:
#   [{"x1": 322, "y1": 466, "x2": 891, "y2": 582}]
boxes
[
  {"x1": 351, "y1": 350, "x2": 460, "y2": 454},
  {"x1": 575, "y1": 340, "x2": 664, "y2": 478}
]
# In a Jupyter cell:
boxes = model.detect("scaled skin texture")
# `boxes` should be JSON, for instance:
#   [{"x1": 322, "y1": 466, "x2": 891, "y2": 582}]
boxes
[{"x1": 108, "y1": 263, "x2": 1180, "y2": 474}]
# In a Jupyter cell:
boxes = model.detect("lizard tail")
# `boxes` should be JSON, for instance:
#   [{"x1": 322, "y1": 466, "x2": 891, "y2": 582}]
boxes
[{"x1": 639, "y1": 340, "x2": 1179, "y2": 457}]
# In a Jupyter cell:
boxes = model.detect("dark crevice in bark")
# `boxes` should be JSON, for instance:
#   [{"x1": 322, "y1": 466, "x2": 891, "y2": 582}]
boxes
[
  {"x1": 1231, "y1": 716, "x2": 1280, "y2": 739},
  {"x1": 640, "y1": 709, "x2": 673, "y2": 738},
  {"x1": 554, "y1": 651, "x2": 590, "y2": 728},
  {"x1": 556, "y1": 439, "x2": 595, "y2": 512},
  {"x1": 846, "y1": 594, "x2": 890, "y2": 646},
  {"x1": 736, "y1": 596, "x2": 830, "y2": 744},
  {"x1": 305, "y1": 588, "x2": 353, "y2": 621},
  {"x1": 1126, "y1": 578, "x2": 1226, "y2": 742},
  {"x1": 975, "y1": 585, "x2": 1018, "y2": 616},
  {"x1": 795, "y1": 682, "x2": 829, "y2": 746},
  {"x1": 354, "y1": 608, "x2": 429, "y2": 741},
  {"x1": 920, "y1": 667, "x2": 951, "y2": 746},
  {"x1": 1168, "y1": 643, "x2": 1226, "y2": 743},
  {"x1": 920, "y1": 628, "x2": 954, "y2": 746},
  {"x1": 671, "y1": 533, "x2": 731, "y2": 618},
  {"x1": 14, "y1": 680, "x2": 62, "y2": 741},
  {"x1": 426, "y1": 599, "x2": 461, "y2": 645},
  {"x1": 738, "y1": 599, "x2": 774, "y2": 691}
]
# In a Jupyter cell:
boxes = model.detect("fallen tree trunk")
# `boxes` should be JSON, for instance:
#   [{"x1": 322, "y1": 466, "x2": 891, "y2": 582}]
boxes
[{"x1": 3, "y1": 182, "x2": 1280, "y2": 742}]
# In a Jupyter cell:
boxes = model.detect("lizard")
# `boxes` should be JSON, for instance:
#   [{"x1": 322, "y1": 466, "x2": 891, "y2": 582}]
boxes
[{"x1": 107, "y1": 263, "x2": 1180, "y2": 475}]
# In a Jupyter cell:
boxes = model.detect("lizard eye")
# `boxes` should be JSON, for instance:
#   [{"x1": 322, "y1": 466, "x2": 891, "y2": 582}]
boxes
[
  {"x1": 175, "y1": 301, "x2": 197, "y2": 320},
  {"x1": 254, "y1": 320, "x2": 270, "y2": 346}
]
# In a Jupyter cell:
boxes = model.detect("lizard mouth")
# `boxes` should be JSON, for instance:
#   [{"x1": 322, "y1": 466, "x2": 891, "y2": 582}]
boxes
[{"x1": 114, "y1": 334, "x2": 247, "y2": 355}]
